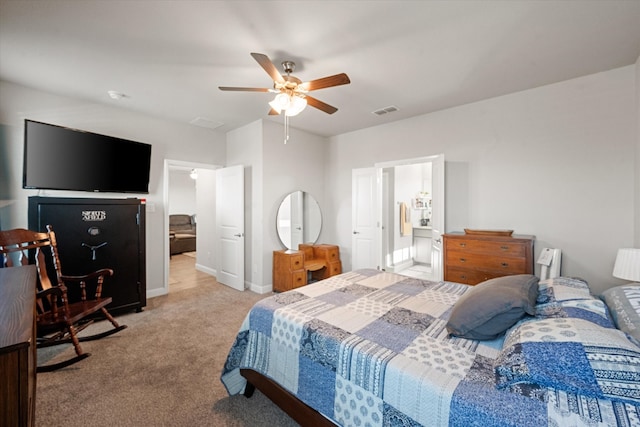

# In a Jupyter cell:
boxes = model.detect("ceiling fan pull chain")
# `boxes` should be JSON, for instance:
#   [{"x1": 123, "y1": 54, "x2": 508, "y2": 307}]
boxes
[{"x1": 284, "y1": 114, "x2": 289, "y2": 144}]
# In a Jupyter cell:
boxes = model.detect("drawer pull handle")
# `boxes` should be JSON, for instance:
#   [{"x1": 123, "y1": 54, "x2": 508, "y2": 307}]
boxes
[
  {"x1": 460, "y1": 275, "x2": 467, "y2": 279},
  {"x1": 500, "y1": 246, "x2": 509, "y2": 250},
  {"x1": 459, "y1": 243, "x2": 466, "y2": 247},
  {"x1": 459, "y1": 258, "x2": 466, "y2": 263},
  {"x1": 501, "y1": 262, "x2": 509, "y2": 268}
]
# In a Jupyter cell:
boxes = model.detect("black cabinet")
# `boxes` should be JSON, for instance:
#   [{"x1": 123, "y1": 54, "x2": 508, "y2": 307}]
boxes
[{"x1": 28, "y1": 196, "x2": 146, "y2": 313}]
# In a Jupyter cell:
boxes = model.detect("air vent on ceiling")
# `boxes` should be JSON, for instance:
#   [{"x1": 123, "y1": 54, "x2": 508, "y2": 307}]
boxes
[
  {"x1": 189, "y1": 117, "x2": 224, "y2": 130},
  {"x1": 372, "y1": 105, "x2": 399, "y2": 116}
]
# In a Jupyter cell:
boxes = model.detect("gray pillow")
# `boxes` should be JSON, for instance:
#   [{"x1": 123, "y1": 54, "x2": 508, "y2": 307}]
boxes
[
  {"x1": 446, "y1": 274, "x2": 539, "y2": 340},
  {"x1": 600, "y1": 285, "x2": 640, "y2": 346}
]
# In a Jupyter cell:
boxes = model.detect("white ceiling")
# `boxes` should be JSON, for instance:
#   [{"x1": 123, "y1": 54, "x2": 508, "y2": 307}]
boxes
[{"x1": 1, "y1": 1, "x2": 639, "y2": 137}]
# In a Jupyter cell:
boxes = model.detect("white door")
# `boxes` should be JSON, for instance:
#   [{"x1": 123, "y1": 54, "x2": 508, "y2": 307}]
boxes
[
  {"x1": 381, "y1": 169, "x2": 391, "y2": 270},
  {"x1": 429, "y1": 154, "x2": 445, "y2": 281},
  {"x1": 352, "y1": 168, "x2": 379, "y2": 271},
  {"x1": 216, "y1": 165, "x2": 245, "y2": 291}
]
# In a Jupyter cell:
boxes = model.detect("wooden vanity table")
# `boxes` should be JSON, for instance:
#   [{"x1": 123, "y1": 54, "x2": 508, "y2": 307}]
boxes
[{"x1": 273, "y1": 244, "x2": 342, "y2": 292}]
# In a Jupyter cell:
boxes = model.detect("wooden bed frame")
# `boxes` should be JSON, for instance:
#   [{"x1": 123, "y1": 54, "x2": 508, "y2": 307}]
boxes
[{"x1": 240, "y1": 369, "x2": 336, "y2": 426}]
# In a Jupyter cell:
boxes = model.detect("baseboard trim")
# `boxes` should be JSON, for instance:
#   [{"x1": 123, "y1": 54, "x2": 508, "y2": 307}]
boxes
[
  {"x1": 249, "y1": 282, "x2": 273, "y2": 294},
  {"x1": 195, "y1": 263, "x2": 216, "y2": 277},
  {"x1": 147, "y1": 287, "x2": 167, "y2": 299}
]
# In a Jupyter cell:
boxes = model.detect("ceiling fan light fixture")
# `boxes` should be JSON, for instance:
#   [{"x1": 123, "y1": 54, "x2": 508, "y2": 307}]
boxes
[
  {"x1": 285, "y1": 95, "x2": 307, "y2": 117},
  {"x1": 268, "y1": 93, "x2": 289, "y2": 114},
  {"x1": 269, "y1": 92, "x2": 307, "y2": 117}
]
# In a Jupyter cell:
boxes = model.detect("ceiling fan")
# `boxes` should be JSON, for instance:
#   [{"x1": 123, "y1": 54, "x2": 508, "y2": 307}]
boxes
[{"x1": 219, "y1": 52, "x2": 350, "y2": 116}]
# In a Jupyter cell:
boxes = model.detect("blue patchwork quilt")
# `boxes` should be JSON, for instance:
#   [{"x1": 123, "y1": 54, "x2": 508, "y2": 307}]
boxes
[{"x1": 221, "y1": 270, "x2": 640, "y2": 426}]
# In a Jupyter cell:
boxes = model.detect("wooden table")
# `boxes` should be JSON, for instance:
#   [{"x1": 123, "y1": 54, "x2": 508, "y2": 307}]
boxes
[{"x1": 0, "y1": 265, "x2": 37, "y2": 427}]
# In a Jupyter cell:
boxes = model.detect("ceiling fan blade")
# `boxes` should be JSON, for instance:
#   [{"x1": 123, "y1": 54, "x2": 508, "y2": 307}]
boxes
[
  {"x1": 251, "y1": 52, "x2": 285, "y2": 85},
  {"x1": 300, "y1": 73, "x2": 350, "y2": 91},
  {"x1": 218, "y1": 86, "x2": 270, "y2": 92},
  {"x1": 306, "y1": 95, "x2": 338, "y2": 114}
]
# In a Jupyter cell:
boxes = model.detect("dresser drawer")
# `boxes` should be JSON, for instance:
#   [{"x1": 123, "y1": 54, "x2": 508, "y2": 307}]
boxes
[
  {"x1": 445, "y1": 267, "x2": 498, "y2": 285},
  {"x1": 445, "y1": 251, "x2": 527, "y2": 273},
  {"x1": 446, "y1": 238, "x2": 526, "y2": 257},
  {"x1": 443, "y1": 232, "x2": 534, "y2": 286}
]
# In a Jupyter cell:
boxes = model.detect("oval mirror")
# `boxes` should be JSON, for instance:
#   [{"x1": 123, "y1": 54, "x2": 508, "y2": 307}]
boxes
[{"x1": 276, "y1": 191, "x2": 322, "y2": 249}]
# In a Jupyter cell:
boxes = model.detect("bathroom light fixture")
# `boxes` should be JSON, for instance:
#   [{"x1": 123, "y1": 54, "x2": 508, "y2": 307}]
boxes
[
  {"x1": 613, "y1": 248, "x2": 640, "y2": 283},
  {"x1": 107, "y1": 90, "x2": 128, "y2": 100},
  {"x1": 189, "y1": 169, "x2": 198, "y2": 180}
]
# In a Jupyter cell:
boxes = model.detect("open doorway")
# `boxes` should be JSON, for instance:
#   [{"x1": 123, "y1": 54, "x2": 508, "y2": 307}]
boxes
[
  {"x1": 376, "y1": 155, "x2": 444, "y2": 281},
  {"x1": 163, "y1": 159, "x2": 220, "y2": 294}
]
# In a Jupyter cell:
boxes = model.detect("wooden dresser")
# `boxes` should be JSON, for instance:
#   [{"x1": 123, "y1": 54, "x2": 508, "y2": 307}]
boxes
[
  {"x1": 443, "y1": 232, "x2": 534, "y2": 285},
  {"x1": 0, "y1": 265, "x2": 37, "y2": 427},
  {"x1": 273, "y1": 244, "x2": 342, "y2": 292}
]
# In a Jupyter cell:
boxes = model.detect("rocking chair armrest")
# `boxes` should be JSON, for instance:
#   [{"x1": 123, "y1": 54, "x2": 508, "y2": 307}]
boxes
[
  {"x1": 59, "y1": 268, "x2": 114, "y2": 283},
  {"x1": 37, "y1": 285, "x2": 67, "y2": 300}
]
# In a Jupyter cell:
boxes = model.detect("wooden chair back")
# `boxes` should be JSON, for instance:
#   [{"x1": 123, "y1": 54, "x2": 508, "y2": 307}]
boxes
[{"x1": 0, "y1": 228, "x2": 57, "y2": 293}]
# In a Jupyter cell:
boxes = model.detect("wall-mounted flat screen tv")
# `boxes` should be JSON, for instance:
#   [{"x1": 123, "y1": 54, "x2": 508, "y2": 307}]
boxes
[{"x1": 23, "y1": 119, "x2": 152, "y2": 194}]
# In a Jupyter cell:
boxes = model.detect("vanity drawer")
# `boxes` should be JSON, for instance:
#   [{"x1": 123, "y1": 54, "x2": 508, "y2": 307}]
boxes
[
  {"x1": 328, "y1": 261, "x2": 342, "y2": 276},
  {"x1": 273, "y1": 250, "x2": 306, "y2": 292},
  {"x1": 289, "y1": 254, "x2": 304, "y2": 270},
  {"x1": 313, "y1": 245, "x2": 339, "y2": 262},
  {"x1": 290, "y1": 271, "x2": 307, "y2": 289}
]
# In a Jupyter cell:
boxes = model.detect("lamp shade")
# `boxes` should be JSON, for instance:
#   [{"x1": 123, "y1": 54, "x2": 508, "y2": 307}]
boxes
[{"x1": 613, "y1": 248, "x2": 640, "y2": 281}]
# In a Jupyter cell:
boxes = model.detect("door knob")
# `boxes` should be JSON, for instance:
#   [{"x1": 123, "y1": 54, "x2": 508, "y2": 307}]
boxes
[
  {"x1": 234, "y1": 233, "x2": 244, "y2": 237},
  {"x1": 353, "y1": 231, "x2": 360, "y2": 234}
]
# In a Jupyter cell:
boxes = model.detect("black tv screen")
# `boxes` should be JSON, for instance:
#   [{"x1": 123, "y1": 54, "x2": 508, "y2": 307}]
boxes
[{"x1": 23, "y1": 120, "x2": 151, "y2": 193}]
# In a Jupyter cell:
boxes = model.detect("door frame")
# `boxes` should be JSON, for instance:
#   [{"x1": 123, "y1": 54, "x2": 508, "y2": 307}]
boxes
[
  {"x1": 374, "y1": 154, "x2": 445, "y2": 280},
  {"x1": 163, "y1": 159, "x2": 221, "y2": 295}
]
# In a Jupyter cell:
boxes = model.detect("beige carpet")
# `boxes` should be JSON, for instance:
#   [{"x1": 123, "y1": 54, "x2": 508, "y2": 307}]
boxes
[{"x1": 35, "y1": 281, "x2": 300, "y2": 427}]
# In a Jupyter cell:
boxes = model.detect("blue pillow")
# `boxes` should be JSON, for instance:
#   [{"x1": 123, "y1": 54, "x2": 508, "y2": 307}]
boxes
[{"x1": 494, "y1": 316, "x2": 640, "y2": 404}]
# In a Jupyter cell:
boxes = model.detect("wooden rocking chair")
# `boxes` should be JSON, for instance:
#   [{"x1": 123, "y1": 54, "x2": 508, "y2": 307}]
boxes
[{"x1": 0, "y1": 225, "x2": 127, "y2": 372}]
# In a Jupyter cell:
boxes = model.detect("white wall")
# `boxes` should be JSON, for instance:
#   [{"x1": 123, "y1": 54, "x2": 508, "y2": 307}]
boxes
[
  {"x1": 0, "y1": 80, "x2": 227, "y2": 297},
  {"x1": 325, "y1": 66, "x2": 637, "y2": 295},
  {"x1": 168, "y1": 169, "x2": 196, "y2": 215},
  {"x1": 225, "y1": 119, "x2": 326, "y2": 293}
]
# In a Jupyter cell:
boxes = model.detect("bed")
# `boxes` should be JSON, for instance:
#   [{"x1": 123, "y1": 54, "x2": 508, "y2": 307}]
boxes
[{"x1": 221, "y1": 269, "x2": 640, "y2": 426}]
